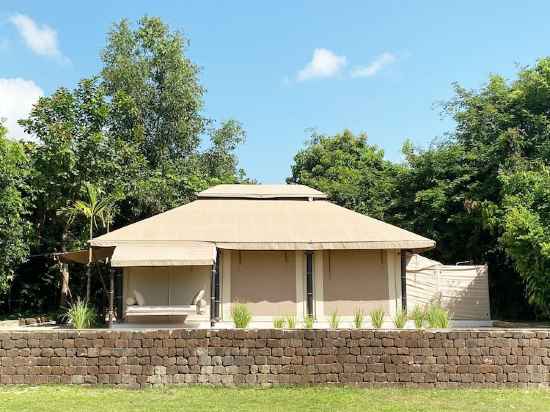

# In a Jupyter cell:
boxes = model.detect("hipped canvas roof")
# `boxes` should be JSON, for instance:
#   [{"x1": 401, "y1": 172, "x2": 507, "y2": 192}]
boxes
[{"x1": 90, "y1": 184, "x2": 434, "y2": 251}]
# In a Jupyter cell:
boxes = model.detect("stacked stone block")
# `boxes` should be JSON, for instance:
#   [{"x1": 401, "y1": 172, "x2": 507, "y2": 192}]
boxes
[{"x1": 0, "y1": 329, "x2": 549, "y2": 388}]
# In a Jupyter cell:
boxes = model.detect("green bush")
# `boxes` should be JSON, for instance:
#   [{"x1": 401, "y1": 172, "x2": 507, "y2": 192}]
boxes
[
  {"x1": 286, "y1": 315, "x2": 296, "y2": 329},
  {"x1": 409, "y1": 305, "x2": 426, "y2": 329},
  {"x1": 273, "y1": 317, "x2": 285, "y2": 328},
  {"x1": 231, "y1": 303, "x2": 252, "y2": 328},
  {"x1": 303, "y1": 315, "x2": 314, "y2": 329},
  {"x1": 426, "y1": 303, "x2": 451, "y2": 328},
  {"x1": 393, "y1": 308, "x2": 407, "y2": 329},
  {"x1": 369, "y1": 308, "x2": 385, "y2": 329},
  {"x1": 353, "y1": 308, "x2": 365, "y2": 329},
  {"x1": 65, "y1": 298, "x2": 96, "y2": 329},
  {"x1": 328, "y1": 310, "x2": 340, "y2": 329}
]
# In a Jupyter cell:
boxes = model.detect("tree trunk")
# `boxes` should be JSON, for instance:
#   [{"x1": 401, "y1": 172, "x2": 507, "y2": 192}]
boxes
[
  {"x1": 85, "y1": 264, "x2": 92, "y2": 302},
  {"x1": 59, "y1": 263, "x2": 71, "y2": 307}
]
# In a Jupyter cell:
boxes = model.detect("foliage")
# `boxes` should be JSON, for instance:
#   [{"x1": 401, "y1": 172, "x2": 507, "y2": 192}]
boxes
[
  {"x1": 353, "y1": 308, "x2": 365, "y2": 329},
  {"x1": 409, "y1": 305, "x2": 426, "y2": 329},
  {"x1": 231, "y1": 303, "x2": 252, "y2": 328},
  {"x1": 64, "y1": 298, "x2": 96, "y2": 329},
  {"x1": 2, "y1": 386, "x2": 550, "y2": 412},
  {"x1": 425, "y1": 303, "x2": 451, "y2": 328},
  {"x1": 286, "y1": 315, "x2": 296, "y2": 329},
  {"x1": 303, "y1": 315, "x2": 314, "y2": 329},
  {"x1": 370, "y1": 308, "x2": 385, "y2": 329},
  {"x1": 272, "y1": 317, "x2": 285, "y2": 328},
  {"x1": 0, "y1": 122, "x2": 32, "y2": 300},
  {"x1": 328, "y1": 310, "x2": 340, "y2": 329},
  {"x1": 393, "y1": 309, "x2": 408, "y2": 329},
  {"x1": 288, "y1": 129, "x2": 397, "y2": 220}
]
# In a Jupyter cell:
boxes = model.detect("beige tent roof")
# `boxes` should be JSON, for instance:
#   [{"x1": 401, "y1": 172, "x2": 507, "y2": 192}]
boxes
[
  {"x1": 91, "y1": 185, "x2": 434, "y2": 251},
  {"x1": 198, "y1": 184, "x2": 327, "y2": 199},
  {"x1": 110, "y1": 242, "x2": 215, "y2": 267}
]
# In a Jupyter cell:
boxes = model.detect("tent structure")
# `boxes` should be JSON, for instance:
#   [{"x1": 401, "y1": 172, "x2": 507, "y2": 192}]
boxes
[{"x1": 63, "y1": 184, "x2": 446, "y2": 328}]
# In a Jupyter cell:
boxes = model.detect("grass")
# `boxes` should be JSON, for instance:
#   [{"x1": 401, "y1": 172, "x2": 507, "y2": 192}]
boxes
[
  {"x1": 65, "y1": 298, "x2": 96, "y2": 329},
  {"x1": 353, "y1": 308, "x2": 365, "y2": 328},
  {"x1": 303, "y1": 315, "x2": 314, "y2": 329},
  {"x1": 393, "y1": 308, "x2": 407, "y2": 329},
  {"x1": 273, "y1": 318, "x2": 285, "y2": 328},
  {"x1": 426, "y1": 303, "x2": 451, "y2": 328},
  {"x1": 286, "y1": 315, "x2": 297, "y2": 329},
  {"x1": 369, "y1": 308, "x2": 385, "y2": 329},
  {"x1": 0, "y1": 386, "x2": 549, "y2": 412},
  {"x1": 231, "y1": 303, "x2": 252, "y2": 328},
  {"x1": 328, "y1": 310, "x2": 340, "y2": 328},
  {"x1": 410, "y1": 305, "x2": 426, "y2": 329}
]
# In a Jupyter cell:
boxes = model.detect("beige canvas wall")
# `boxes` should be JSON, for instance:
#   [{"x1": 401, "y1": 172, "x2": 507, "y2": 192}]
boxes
[
  {"x1": 123, "y1": 266, "x2": 211, "y2": 315},
  {"x1": 230, "y1": 250, "x2": 296, "y2": 316},
  {"x1": 322, "y1": 250, "x2": 390, "y2": 315}
]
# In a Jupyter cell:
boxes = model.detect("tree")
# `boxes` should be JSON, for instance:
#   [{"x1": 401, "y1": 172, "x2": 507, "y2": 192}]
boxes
[
  {"x1": 288, "y1": 130, "x2": 397, "y2": 220},
  {"x1": 59, "y1": 182, "x2": 122, "y2": 301},
  {"x1": 0, "y1": 122, "x2": 32, "y2": 303}
]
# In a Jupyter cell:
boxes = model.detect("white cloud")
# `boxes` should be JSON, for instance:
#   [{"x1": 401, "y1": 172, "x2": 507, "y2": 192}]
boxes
[
  {"x1": 0, "y1": 78, "x2": 43, "y2": 139},
  {"x1": 9, "y1": 14, "x2": 67, "y2": 61},
  {"x1": 351, "y1": 52, "x2": 397, "y2": 78},
  {"x1": 297, "y1": 48, "x2": 347, "y2": 81}
]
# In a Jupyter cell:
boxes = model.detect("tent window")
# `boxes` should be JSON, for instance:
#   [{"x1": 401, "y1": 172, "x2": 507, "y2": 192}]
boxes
[{"x1": 306, "y1": 252, "x2": 314, "y2": 317}]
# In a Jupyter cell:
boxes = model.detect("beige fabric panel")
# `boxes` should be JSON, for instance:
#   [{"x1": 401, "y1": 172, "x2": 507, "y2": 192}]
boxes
[
  {"x1": 124, "y1": 266, "x2": 211, "y2": 310},
  {"x1": 91, "y1": 197, "x2": 434, "y2": 251},
  {"x1": 406, "y1": 256, "x2": 490, "y2": 320},
  {"x1": 111, "y1": 243, "x2": 215, "y2": 267},
  {"x1": 323, "y1": 250, "x2": 390, "y2": 315},
  {"x1": 230, "y1": 251, "x2": 296, "y2": 316},
  {"x1": 198, "y1": 184, "x2": 327, "y2": 199}
]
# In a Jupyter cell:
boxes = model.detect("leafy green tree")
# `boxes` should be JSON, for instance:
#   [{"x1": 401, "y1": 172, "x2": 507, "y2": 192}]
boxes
[
  {"x1": 0, "y1": 122, "x2": 32, "y2": 300},
  {"x1": 288, "y1": 129, "x2": 397, "y2": 220},
  {"x1": 59, "y1": 182, "x2": 122, "y2": 301}
]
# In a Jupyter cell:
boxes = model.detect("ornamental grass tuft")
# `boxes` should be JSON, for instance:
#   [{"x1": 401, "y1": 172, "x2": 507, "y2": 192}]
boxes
[
  {"x1": 303, "y1": 315, "x2": 314, "y2": 329},
  {"x1": 231, "y1": 303, "x2": 252, "y2": 328},
  {"x1": 65, "y1": 298, "x2": 96, "y2": 329},
  {"x1": 409, "y1": 305, "x2": 426, "y2": 329},
  {"x1": 426, "y1": 303, "x2": 451, "y2": 328},
  {"x1": 273, "y1": 317, "x2": 285, "y2": 328},
  {"x1": 353, "y1": 308, "x2": 365, "y2": 329},
  {"x1": 328, "y1": 310, "x2": 340, "y2": 328},
  {"x1": 369, "y1": 308, "x2": 385, "y2": 329},
  {"x1": 393, "y1": 308, "x2": 407, "y2": 329}
]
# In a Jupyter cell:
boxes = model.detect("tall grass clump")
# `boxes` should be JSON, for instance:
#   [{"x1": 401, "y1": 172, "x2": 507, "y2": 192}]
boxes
[
  {"x1": 231, "y1": 303, "x2": 252, "y2": 328},
  {"x1": 328, "y1": 310, "x2": 340, "y2": 328},
  {"x1": 409, "y1": 305, "x2": 426, "y2": 329},
  {"x1": 353, "y1": 308, "x2": 365, "y2": 329},
  {"x1": 369, "y1": 308, "x2": 385, "y2": 329},
  {"x1": 286, "y1": 315, "x2": 296, "y2": 329},
  {"x1": 426, "y1": 303, "x2": 451, "y2": 328},
  {"x1": 393, "y1": 308, "x2": 407, "y2": 329},
  {"x1": 273, "y1": 317, "x2": 285, "y2": 328},
  {"x1": 303, "y1": 315, "x2": 314, "y2": 329},
  {"x1": 65, "y1": 298, "x2": 96, "y2": 329}
]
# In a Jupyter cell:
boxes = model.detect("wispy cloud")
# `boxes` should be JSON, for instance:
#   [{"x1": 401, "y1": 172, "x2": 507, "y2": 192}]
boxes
[
  {"x1": 297, "y1": 48, "x2": 347, "y2": 81},
  {"x1": 0, "y1": 78, "x2": 44, "y2": 140},
  {"x1": 351, "y1": 52, "x2": 396, "y2": 78},
  {"x1": 9, "y1": 14, "x2": 68, "y2": 62}
]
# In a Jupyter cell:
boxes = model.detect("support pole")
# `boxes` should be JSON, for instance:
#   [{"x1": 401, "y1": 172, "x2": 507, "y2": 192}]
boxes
[
  {"x1": 305, "y1": 252, "x2": 314, "y2": 317},
  {"x1": 108, "y1": 268, "x2": 115, "y2": 328},
  {"x1": 210, "y1": 248, "x2": 220, "y2": 326},
  {"x1": 400, "y1": 250, "x2": 408, "y2": 312}
]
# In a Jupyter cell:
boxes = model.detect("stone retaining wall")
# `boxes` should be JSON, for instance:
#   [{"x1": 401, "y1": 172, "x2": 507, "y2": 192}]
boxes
[{"x1": 1, "y1": 329, "x2": 549, "y2": 388}]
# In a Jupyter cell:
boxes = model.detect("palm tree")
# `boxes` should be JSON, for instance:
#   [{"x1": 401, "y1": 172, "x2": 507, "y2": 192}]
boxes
[{"x1": 59, "y1": 182, "x2": 121, "y2": 301}]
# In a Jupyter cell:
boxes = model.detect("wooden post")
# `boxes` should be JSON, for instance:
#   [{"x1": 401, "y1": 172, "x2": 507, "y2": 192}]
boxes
[{"x1": 108, "y1": 268, "x2": 115, "y2": 328}]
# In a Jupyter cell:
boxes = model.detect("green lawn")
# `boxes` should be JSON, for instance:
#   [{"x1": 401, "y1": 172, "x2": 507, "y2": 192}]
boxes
[{"x1": 0, "y1": 386, "x2": 549, "y2": 412}]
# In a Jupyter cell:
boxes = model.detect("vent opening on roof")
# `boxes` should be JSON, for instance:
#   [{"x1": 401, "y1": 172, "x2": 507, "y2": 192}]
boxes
[{"x1": 197, "y1": 184, "x2": 328, "y2": 200}]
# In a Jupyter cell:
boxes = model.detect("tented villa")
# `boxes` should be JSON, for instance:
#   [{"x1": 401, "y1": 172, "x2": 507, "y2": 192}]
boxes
[{"x1": 63, "y1": 184, "x2": 490, "y2": 328}]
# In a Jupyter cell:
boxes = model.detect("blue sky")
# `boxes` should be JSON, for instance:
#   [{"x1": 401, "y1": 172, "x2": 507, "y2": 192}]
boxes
[{"x1": 1, "y1": 2, "x2": 549, "y2": 182}]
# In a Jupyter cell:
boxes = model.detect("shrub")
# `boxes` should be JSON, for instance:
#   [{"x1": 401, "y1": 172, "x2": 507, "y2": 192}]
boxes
[
  {"x1": 369, "y1": 308, "x2": 385, "y2": 329},
  {"x1": 409, "y1": 305, "x2": 426, "y2": 329},
  {"x1": 328, "y1": 310, "x2": 340, "y2": 328},
  {"x1": 65, "y1": 298, "x2": 96, "y2": 329},
  {"x1": 273, "y1": 317, "x2": 285, "y2": 328},
  {"x1": 426, "y1": 303, "x2": 451, "y2": 328},
  {"x1": 393, "y1": 308, "x2": 407, "y2": 329},
  {"x1": 353, "y1": 308, "x2": 365, "y2": 329},
  {"x1": 231, "y1": 303, "x2": 252, "y2": 328},
  {"x1": 286, "y1": 315, "x2": 296, "y2": 329},
  {"x1": 303, "y1": 315, "x2": 314, "y2": 329}
]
